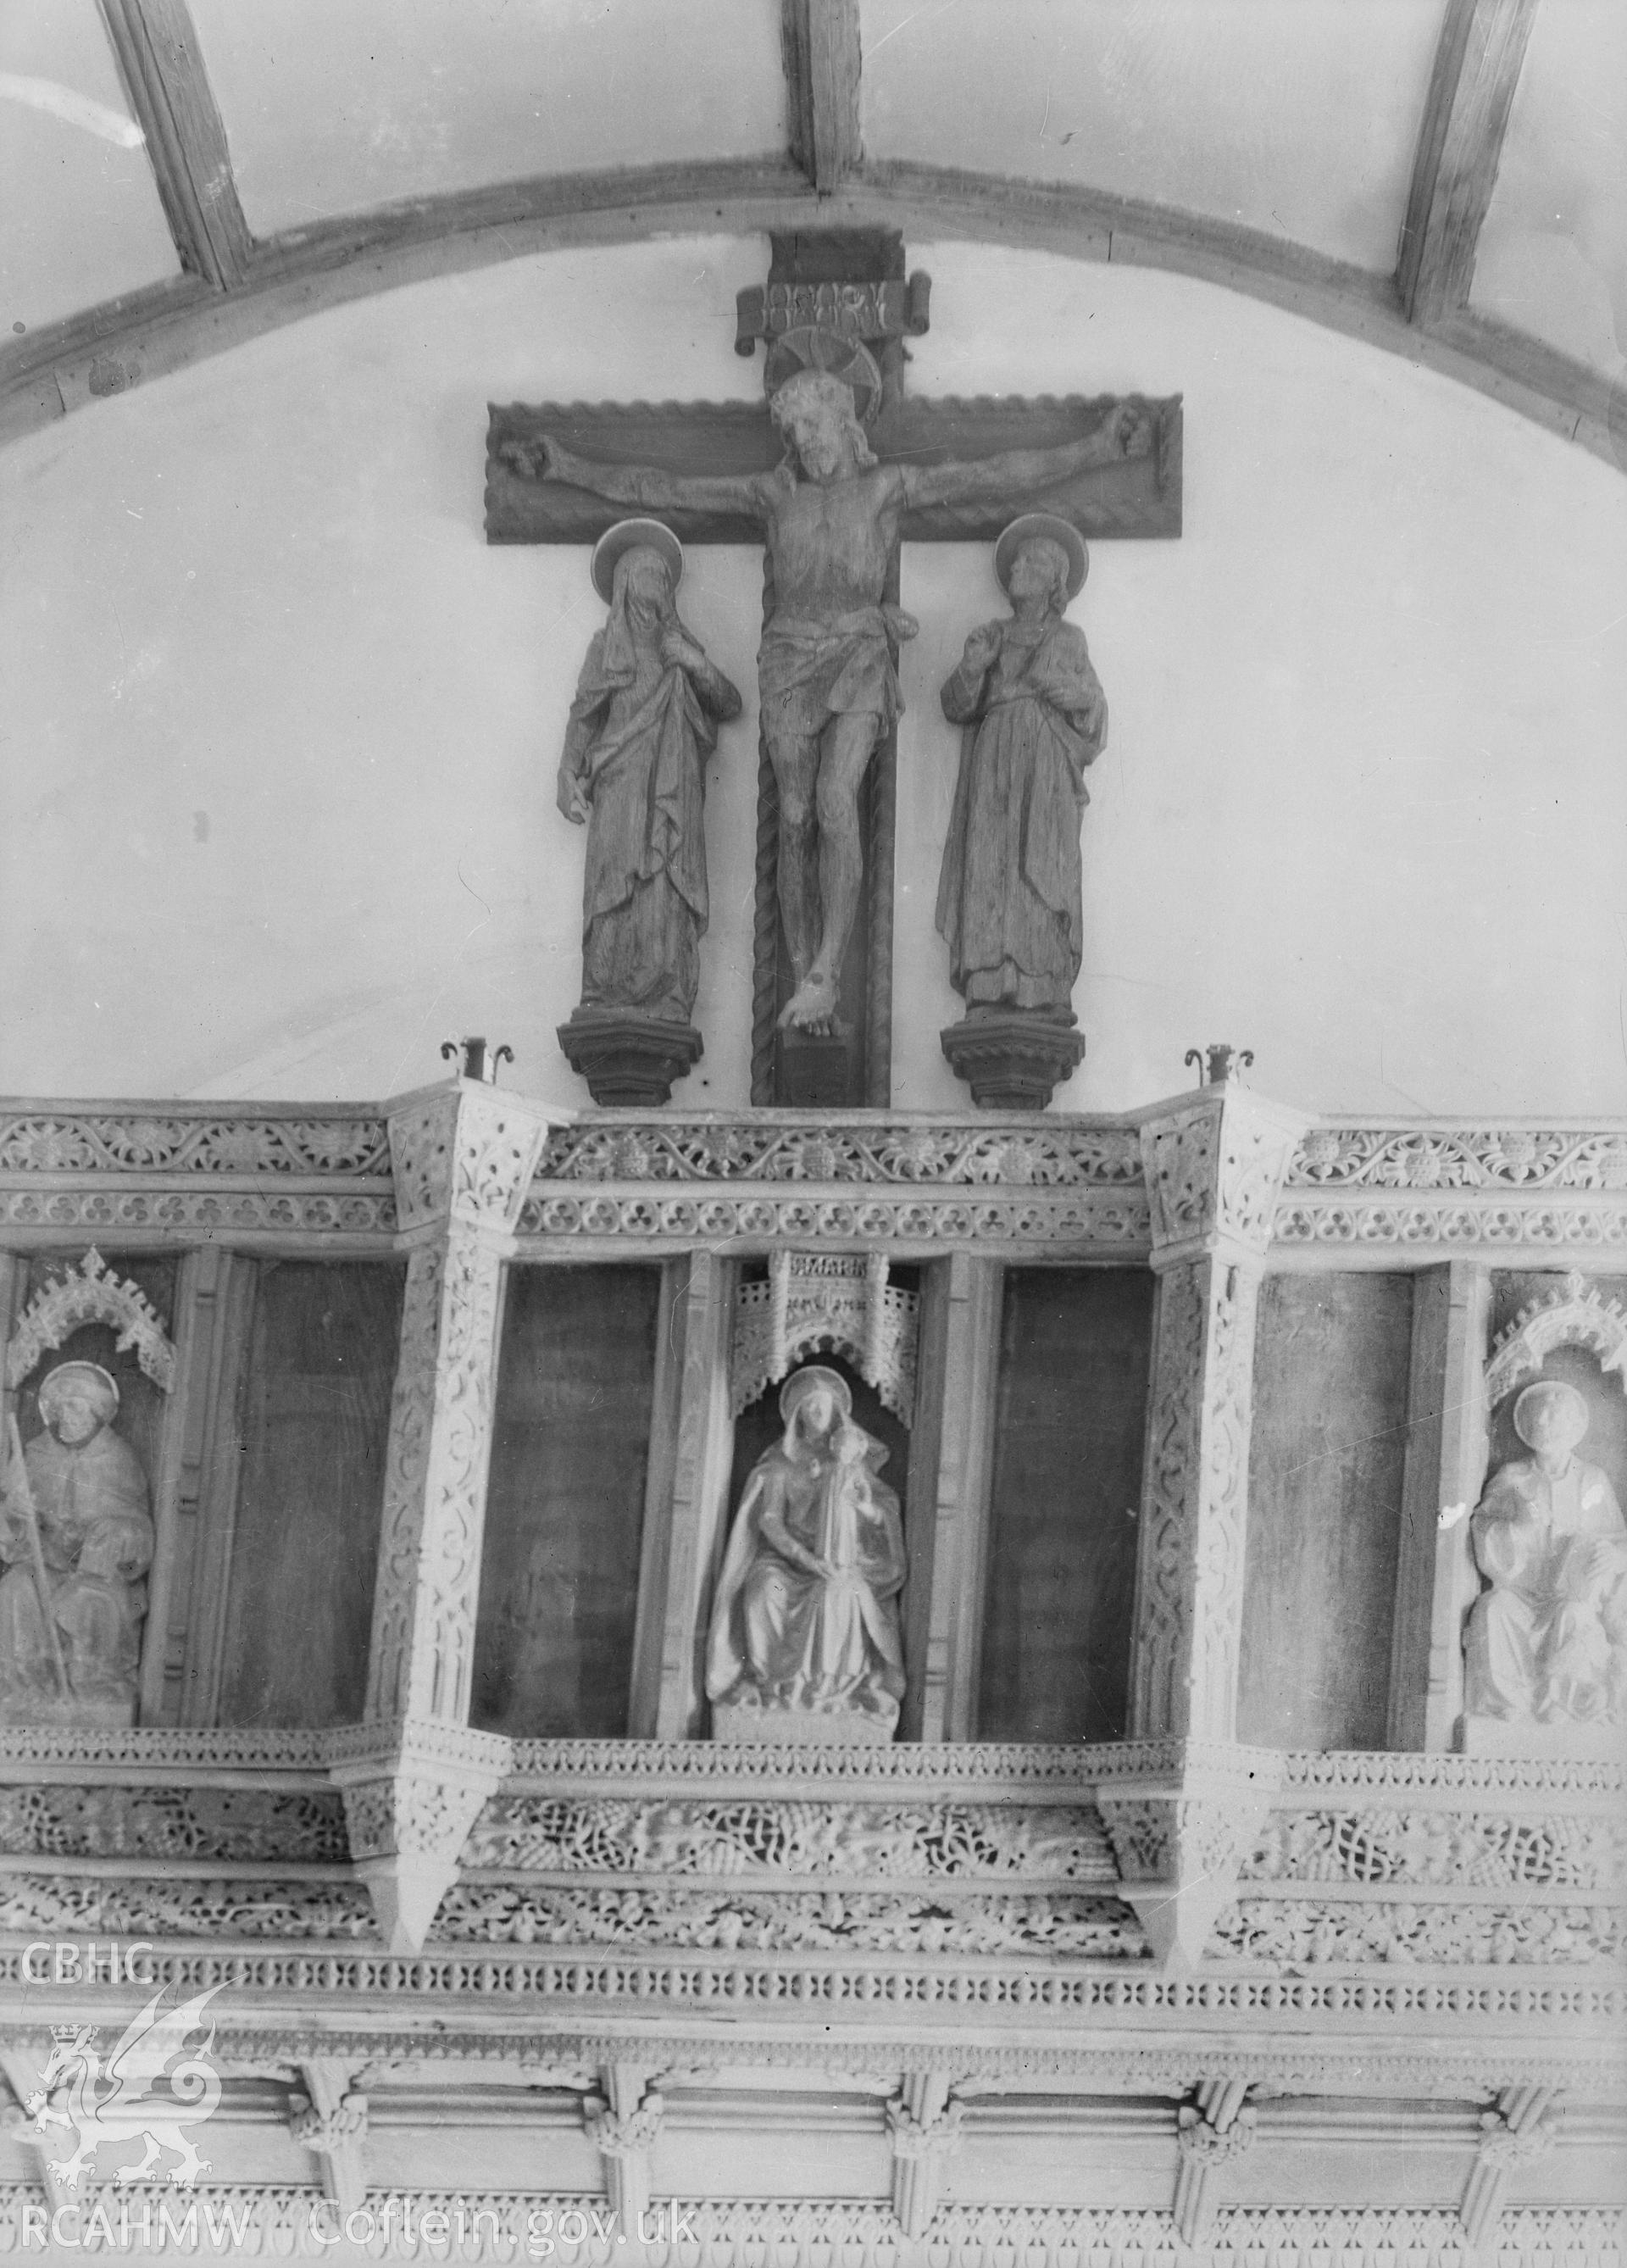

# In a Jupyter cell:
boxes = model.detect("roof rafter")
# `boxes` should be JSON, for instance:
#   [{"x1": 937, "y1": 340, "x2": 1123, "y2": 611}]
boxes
[
  {"x1": 0, "y1": 162, "x2": 1619, "y2": 474},
  {"x1": 97, "y1": 0, "x2": 253, "y2": 292},
  {"x1": 1397, "y1": 0, "x2": 1538, "y2": 328},
  {"x1": 781, "y1": 0, "x2": 863, "y2": 194}
]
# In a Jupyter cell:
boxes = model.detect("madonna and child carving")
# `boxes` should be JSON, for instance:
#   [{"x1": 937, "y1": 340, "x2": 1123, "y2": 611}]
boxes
[
  {"x1": 706, "y1": 1366, "x2": 906, "y2": 1743},
  {"x1": 502, "y1": 359, "x2": 1152, "y2": 1035},
  {"x1": 1465, "y1": 1381, "x2": 1626, "y2": 1736},
  {"x1": 0, "y1": 1365, "x2": 153, "y2": 1726},
  {"x1": 555, "y1": 520, "x2": 741, "y2": 1106}
]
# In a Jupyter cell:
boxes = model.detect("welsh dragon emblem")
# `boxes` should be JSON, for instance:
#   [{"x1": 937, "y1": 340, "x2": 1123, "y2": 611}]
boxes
[{"x1": 26, "y1": 1988, "x2": 222, "y2": 2189}]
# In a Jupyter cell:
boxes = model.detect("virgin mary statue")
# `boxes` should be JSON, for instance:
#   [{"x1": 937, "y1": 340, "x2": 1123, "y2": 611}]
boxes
[{"x1": 706, "y1": 1365, "x2": 906, "y2": 1741}]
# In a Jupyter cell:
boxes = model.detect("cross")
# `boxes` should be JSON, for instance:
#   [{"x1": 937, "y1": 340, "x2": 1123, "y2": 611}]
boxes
[{"x1": 486, "y1": 231, "x2": 1181, "y2": 1109}]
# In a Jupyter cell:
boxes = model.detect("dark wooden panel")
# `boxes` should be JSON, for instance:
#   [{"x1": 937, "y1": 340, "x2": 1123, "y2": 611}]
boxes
[
  {"x1": 977, "y1": 1267, "x2": 1153, "y2": 1744},
  {"x1": 1241, "y1": 1273, "x2": 1414, "y2": 1752},
  {"x1": 473, "y1": 1265, "x2": 662, "y2": 1738},
  {"x1": 1488, "y1": 1271, "x2": 1627, "y2": 1498},
  {"x1": 217, "y1": 1261, "x2": 403, "y2": 1728},
  {"x1": 485, "y1": 396, "x2": 1181, "y2": 545}
]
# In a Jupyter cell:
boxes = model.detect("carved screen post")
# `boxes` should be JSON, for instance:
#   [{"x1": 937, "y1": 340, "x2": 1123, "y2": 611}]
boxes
[
  {"x1": 1130, "y1": 1081, "x2": 1307, "y2": 1743},
  {"x1": 336, "y1": 1076, "x2": 552, "y2": 1953}
]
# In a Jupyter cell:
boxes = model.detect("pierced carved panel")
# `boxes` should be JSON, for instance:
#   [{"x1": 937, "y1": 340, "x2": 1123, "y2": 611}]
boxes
[
  {"x1": 0, "y1": 1876, "x2": 377, "y2": 1938},
  {"x1": 0, "y1": 1785, "x2": 348, "y2": 1864},
  {"x1": 430, "y1": 1884, "x2": 1148, "y2": 1958},
  {"x1": 462, "y1": 1796, "x2": 1116, "y2": 1882},
  {"x1": 1209, "y1": 1898, "x2": 1621, "y2": 1965},
  {"x1": 1241, "y1": 1808, "x2": 1627, "y2": 1890}
]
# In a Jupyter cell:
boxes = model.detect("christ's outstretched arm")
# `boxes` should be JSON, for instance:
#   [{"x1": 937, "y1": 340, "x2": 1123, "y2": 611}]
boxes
[
  {"x1": 899, "y1": 399, "x2": 1157, "y2": 511},
  {"x1": 497, "y1": 433, "x2": 777, "y2": 522}
]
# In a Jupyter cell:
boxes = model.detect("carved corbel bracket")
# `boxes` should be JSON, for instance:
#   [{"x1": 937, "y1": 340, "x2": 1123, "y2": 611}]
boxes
[
  {"x1": 1140, "y1": 1081, "x2": 1308, "y2": 1271},
  {"x1": 584, "y1": 2065, "x2": 665, "y2": 2231},
  {"x1": 1173, "y1": 2080, "x2": 1258, "y2": 2245},
  {"x1": 328, "y1": 1718, "x2": 511, "y2": 1954},
  {"x1": 1095, "y1": 1744, "x2": 1280, "y2": 1970},
  {"x1": 886, "y1": 2071, "x2": 964, "y2": 2237},
  {"x1": 1459, "y1": 2087, "x2": 1562, "y2": 2248},
  {"x1": 289, "y1": 2058, "x2": 369, "y2": 2214}
]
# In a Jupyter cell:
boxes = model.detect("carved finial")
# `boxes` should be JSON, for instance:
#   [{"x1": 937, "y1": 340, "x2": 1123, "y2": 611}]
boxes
[
  {"x1": 440, "y1": 1037, "x2": 514, "y2": 1086},
  {"x1": 1185, "y1": 1045, "x2": 1254, "y2": 1087}
]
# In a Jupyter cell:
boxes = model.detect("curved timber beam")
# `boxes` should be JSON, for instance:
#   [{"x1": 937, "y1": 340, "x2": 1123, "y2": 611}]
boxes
[{"x1": 0, "y1": 158, "x2": 1620, "y2": 470}]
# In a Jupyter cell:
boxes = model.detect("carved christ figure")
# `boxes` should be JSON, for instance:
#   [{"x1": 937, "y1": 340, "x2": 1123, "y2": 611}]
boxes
[{"x1": 501, "y1": 374, "x2": 1153, "y2": 1031}]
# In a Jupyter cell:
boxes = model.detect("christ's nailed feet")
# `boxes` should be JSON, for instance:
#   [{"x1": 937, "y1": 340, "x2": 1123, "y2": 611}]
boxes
[{"x1": 778, "y1": 971, "x2": 841, "y2": 1035}]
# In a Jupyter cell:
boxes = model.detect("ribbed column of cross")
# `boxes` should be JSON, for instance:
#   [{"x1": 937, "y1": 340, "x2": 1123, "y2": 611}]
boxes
[{"x1": 331, "y1": 1076, "x2": 553, "y2": 1953}]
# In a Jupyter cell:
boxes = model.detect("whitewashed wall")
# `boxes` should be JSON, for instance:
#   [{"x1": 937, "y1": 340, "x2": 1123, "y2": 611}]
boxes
[{"x1": 1, "y1": 236, "x2": 1623, "y2": 1116}]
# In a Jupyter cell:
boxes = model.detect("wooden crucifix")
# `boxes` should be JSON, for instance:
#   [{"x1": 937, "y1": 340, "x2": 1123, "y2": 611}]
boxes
[{"x1": 486, "y1": 231, "x2": 1182, "y2": 1109}]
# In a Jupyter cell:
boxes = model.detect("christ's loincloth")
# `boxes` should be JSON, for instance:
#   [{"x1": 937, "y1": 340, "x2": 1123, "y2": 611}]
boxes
[{"x1": 758, "y1": 605, "x2": 918, "y2": 739}]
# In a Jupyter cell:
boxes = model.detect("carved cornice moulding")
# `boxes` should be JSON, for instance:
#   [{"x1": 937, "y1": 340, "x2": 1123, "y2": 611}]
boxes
[
  {"x1": 0, "y1": 1726, "x2": 1615, "y2": 1803},
  {"x1": 1, "y1": 1097, "x2": 1622, "y2": 1257},
  {"x1": 0, "y1": 1933, "x2": 1618, "y2": 2038},
  {"x1": 0, "y1": 2190, "x2": 1618, "y2": 2268}
]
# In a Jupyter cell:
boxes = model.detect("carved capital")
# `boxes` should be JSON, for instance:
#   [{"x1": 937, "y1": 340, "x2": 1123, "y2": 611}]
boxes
[
  {"x1": 584, "y1": 2089, "x2": 665, "y2": 2158},
  {"x1": 1477, "y1": 2107, "x2": 1561, "y2": 2169},
  {"x1": 1139, "y1": 1084, "x2": 1308, "y2": 1268},
  {"x1": 886, "y1": 2093, "x2": 963, "y2": 2164},
  {"x1": 290, "y1": 2092, "x2": 369, "y2": 2155},
  {"x1": 1177, "y1": 2102, "x2": 1257, "y2": 2164},
  {"x1": 386, "y1": 1078, "x2": 553, "y2": 1237},
  {"x1": 585, "y1": 2067, "x2": 664, "y2": 2229}
]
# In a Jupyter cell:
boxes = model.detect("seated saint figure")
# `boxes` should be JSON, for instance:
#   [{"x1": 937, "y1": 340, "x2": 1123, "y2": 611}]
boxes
[
  {"x1": 1465, "y1": 1378, "x2": 1627, "y2": 1727},
  {"x1": 0, "y1": 1362, "x2": 155, "y2": 1724},
  {"x1": 706, "y1": 1365, "x2": 906, "y2": 1738},
  {"x1": 936, "y1": 514, "x2": 1108, "y2": 1021},
  {"x1": 558, "y1": 520, "x2": 741, "y2": 1025}
]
